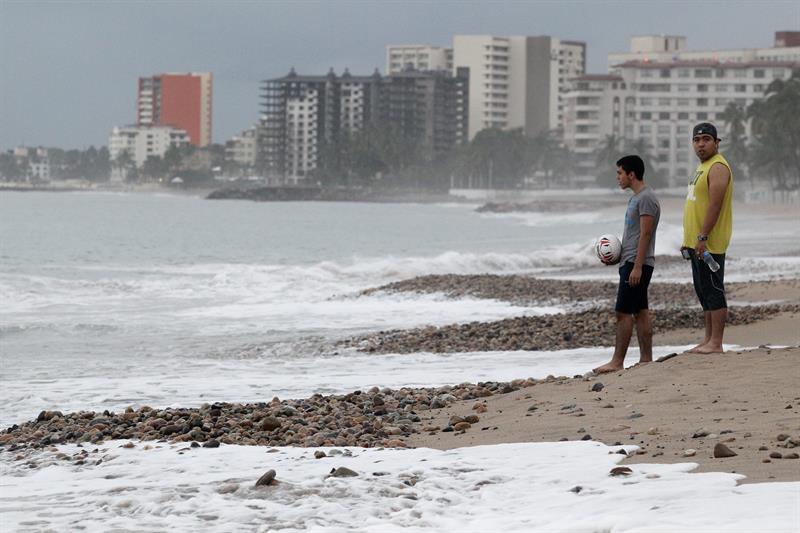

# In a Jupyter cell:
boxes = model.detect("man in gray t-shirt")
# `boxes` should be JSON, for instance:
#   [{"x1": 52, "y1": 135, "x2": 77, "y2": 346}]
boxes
[{"x1": 594, "y1": 155, "x2": 661, "y2": 374}]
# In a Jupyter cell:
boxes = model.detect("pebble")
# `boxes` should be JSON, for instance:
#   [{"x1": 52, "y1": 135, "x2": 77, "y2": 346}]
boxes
[
  {"x1": 314, "y1": 451, "x2": 326, "y2": 459},
  {"x1": 591, "y1": 383, "x2": 604, "y2": 392},
  {"x1": 713, "y1": 443, "x2": 737, "y2": 458},
  {"x1": 683, "y1": 449, "x2": 697, "y2": 457},
  {"x1": 329, "y1": 467, "x2": 358, "y2": 478},
  {"x1": 784, "y1": 453, "x2": 799, "y2": 459},
  {"x1": 609, "y1": 467, "x2": 633, "y2": 476},
  {"x1": 217, "y1": 483, "x2": 239, "y2": 494},
  {"x1": 255, "y1": 469, "x2": 277, "y2": 487},
  {"x1": 769, "y1": 452, "x2": 783, "y2": 459}
]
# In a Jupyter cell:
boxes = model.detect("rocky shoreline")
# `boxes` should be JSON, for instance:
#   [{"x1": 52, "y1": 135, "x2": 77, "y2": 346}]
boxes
[
  {"x1": 342, "y1": 304, "x2": 800, "y2": 354},
  {"x1": 0, "y1": 381, "x2": 542, "y2": 451},
  {"x1": 361, "y1": 273, "x2": 708, "y2": 308}
]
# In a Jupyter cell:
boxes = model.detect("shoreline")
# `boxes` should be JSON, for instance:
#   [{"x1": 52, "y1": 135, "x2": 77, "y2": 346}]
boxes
[{"x1": 3, "y1": 277, "x2": 799, "y2": 485}]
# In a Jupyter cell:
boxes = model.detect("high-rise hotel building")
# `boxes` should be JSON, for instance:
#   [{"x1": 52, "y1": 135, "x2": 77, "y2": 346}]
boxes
[
  {"x1": 563, "y1": 32, "x2": 800, "y2": 184},
  {"x1": 389, "y1": 36, "x2": 585, "y2": 140},
  {"x1": 137, "y1": 72, "x2": 213, "y2": 147}
]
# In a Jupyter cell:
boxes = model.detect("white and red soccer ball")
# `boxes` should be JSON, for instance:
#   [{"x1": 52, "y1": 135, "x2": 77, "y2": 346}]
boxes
[{"x1": 595, "y1": 234, "x2": 622, "y2": 265}]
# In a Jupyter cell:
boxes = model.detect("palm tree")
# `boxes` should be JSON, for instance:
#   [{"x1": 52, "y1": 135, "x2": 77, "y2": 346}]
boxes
[
  {"x1": 594, "y1": 134, "x2": 624, "y2": 174},
  {"x1": 747, "y1": 71, "x2": 800, "y2": 189},
  {"x1": 718, "y1": 102, "x2": 749, "y2": 180},
  {"x1": 625, "y1": 137, "x2": 664, "y2": 187}
]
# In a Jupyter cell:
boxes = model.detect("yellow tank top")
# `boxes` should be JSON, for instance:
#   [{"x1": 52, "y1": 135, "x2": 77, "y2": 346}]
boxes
[{"x1": 683, "y1": 153, "x2": 733, "y2": 253}]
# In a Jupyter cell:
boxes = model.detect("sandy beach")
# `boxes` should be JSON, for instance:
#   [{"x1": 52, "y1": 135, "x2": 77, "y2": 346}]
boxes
[{"x1": 398, "y1": 276, "x2": 800, "y2": 485}]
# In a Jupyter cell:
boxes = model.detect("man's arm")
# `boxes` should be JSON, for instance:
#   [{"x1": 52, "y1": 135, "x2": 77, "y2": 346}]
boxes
[
  {"x1": 696, "y1": 162, "x2": 731, "y2": 255},
  {"x1": 628, "y1": 214, "x2": 655, "y2": 287}
]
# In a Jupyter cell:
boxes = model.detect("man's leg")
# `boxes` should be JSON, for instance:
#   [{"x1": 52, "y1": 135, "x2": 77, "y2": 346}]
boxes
[
  {"x1": 694, "y1": 308, "x2": 727, "y2": 353},
  {"x1": 635, "y1": 310, "x2": 653, "y2": 363},
  {"x1": 688, "y1": 312, "x2": 712, "y2": 353},
  {"x1": 594, "y1": 312, "x2": 634, "y2": 373}
]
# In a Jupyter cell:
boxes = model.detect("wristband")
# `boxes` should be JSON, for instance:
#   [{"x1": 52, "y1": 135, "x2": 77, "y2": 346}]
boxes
[{"x1": 696, "y1": 234, "x2": 708, "y2": 242}]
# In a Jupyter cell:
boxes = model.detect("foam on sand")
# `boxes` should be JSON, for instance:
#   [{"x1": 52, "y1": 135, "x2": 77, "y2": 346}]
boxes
[{"x1": 1, "y1": 441, "x2": 797, "y2": 532}]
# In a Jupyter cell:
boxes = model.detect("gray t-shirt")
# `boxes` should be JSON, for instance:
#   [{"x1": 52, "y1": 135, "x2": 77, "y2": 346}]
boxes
[{"x1": 621, "y1": 185, "x2": 660, "y2": 267}]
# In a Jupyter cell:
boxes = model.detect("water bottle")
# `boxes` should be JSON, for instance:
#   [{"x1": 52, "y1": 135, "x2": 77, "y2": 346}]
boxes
[{"x1": 702, "y1": 251, "x2": 720, "y2": 272}]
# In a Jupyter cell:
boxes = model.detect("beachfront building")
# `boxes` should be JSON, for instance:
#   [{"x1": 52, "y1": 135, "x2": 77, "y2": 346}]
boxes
[
  {"x1": 452, "y1": 35, "x2": 585, "y2": 139},
  {"x1": 225, "y1": 127, "x2": 258, "y2": 168},
  {"x1": 386, "y1": 45, "x2": 453, "y2": 74},
  {"x1": 258, "y1": 68, "x2": 468, "y2": 183},
  {"x1": 562, "y1": 75, "x2": 632, "y2": 181},
  {"x1": 137, "y1": 72, "x2": 213, "y2": 147},
  {"x1": 109, "y1": 125, "x2": 189, "y2": 168},
  {"x1": 607, "y1": 31, "x2": 800, "y2": 68},
  {"x1": 563, "y1": 32, "x2": 800, "y2": 185},
  {"x1": 563, "y1": 61, "x2": 798, "y2": 185}
]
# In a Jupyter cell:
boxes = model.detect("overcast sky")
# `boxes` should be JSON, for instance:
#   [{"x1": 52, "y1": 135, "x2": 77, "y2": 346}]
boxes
[{"x1": 1, "y1": 0, "x2": 797, "y2": 149}]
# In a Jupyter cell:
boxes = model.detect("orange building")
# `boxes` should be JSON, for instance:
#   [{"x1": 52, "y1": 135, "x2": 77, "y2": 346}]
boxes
[{"x1": 137, "y1": 72, "x2": 212, "y2": 147}]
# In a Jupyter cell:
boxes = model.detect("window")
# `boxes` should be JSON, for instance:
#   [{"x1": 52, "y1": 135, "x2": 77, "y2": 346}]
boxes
[
  {"x1": 657, "y1": 153, "x2": 669, "y2": 162},
  {"x1": 697, "y1": 98, "x2": 709, "y2": 106},
  {"x1": 659, "y1": 138, "x2": 670, "y2": 149},
  {"x1": 659, "y1": 112, "x2": 670, "y2": 120},
  {"x1": 753, "y1": 84, "x2": 764, "y2": 92},
  {"x1": 660, "y1": 69, "x2": 671, "y2": 78},
  {"x1": 715, "y1": 69, "x2": 726, "y2": 78},
  {"x1": 697, "y1": 84, "x2": 708, "y2": 92},
  {"x1": 694, "y1": 69, "x2": 712, "y2": 78},
  {"x1": 715, "y1": 84, "x2": 728, "y2": 92},
  {"x1": 773, "y1": 68, "x2": 786, "y2": 79},
  {"x1": 734, "y1": 69, "x2": 747, "y2": 78},
  {"x1": 678, "y1": 112, "x2": 689, "y2": 120},
  {"x1": 715, "y1": 98, "x2": 729, "y2": 106},
  {"x1": 639, "y1": 97, "x2": 653, "y2": 106},
  {"x1": 657, "y1": 125, "x2": 671, "y2": 134},
  {"x1": 659, "y1": 98, "x2": 671, "y2": 106},
  {"x1": 678, "y1": 69, "x2": 691, "y2": 78},
  {"x1": 640, "y1": 124, "x2": 652, "y2": 134},
  {"x1": 677, "y1": 152, "x2": 688, "y2": 162},
  {"x1": 754, "y1": 69, "x2": 765, "y2": 78},
  {"x1": 677, "y1": 98, "x2": 689, "y2": 106},
  {"x1": 677, "y1": 125, "x2": 689, "y2": 135},
  {"x1": 641, "y1": 111, "x2": 652, "y2": 119},
  {"x1": 640, "y1": 69, "x2": 655, "y2": 78},
  {"x1": 734, "y1": 84, "x2": 747, "y2": 93},
  {"x1": 696, "y1": 112, "x2": 708, "y2": 120},
  {"x1": 678, "y1": 84, "x2": 690, "y2": 92}
]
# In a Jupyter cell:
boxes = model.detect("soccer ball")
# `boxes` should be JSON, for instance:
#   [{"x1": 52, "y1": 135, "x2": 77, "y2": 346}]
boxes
[{"x1": 595, "y1": 234, "x2": 622, "y2": 265}]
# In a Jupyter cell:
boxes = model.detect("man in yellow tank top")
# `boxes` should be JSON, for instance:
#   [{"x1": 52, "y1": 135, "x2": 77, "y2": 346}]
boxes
[{"x1": 681, "y1": 122, "x2": 733, "y2": 354}]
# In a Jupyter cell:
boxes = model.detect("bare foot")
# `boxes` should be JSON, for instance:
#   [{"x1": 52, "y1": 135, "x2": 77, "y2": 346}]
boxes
[
  {"x1": 632, "y1": 360, "x2": 652, "y2": 368},
  {"x1": 686, "y1": 342, "x2": 709, "y2": 353},
  {"x1": 693, "y1": 343, "x2": 724, "y2": 354},
  {"x1": 593, "y1": 361, "x2": 624, "y2": 374}
]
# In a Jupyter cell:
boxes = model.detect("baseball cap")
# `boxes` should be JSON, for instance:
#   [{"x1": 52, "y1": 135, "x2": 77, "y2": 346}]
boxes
[{"x1": 692, "y1": 122, "x2": 719, "y2": 140}]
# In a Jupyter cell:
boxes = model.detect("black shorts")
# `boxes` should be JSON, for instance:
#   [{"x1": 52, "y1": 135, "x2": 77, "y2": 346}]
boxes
[
  {"x1": 690, "y1": 251, "x2": 727, "y2": 311},
  {"x1": 615, "y1": 262, "x2": 654, "y2": 314}
]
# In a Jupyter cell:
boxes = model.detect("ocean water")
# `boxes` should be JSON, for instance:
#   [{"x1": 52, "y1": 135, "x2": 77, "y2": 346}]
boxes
[
  {"x1": 2, "y1": 191, "x2": 800, "y2": 531},
  {"x1": 1, "y1": 191, "x2": 799, "y2": 426}
]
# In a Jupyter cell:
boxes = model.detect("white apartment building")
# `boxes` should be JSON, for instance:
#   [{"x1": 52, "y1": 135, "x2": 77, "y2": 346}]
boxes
[
  {"x1": 452, "y1": 35, "x2": 585, "y2": 140},
  {"x1": 386, "y1": 45, "x2": 453, "y2": 74},
  {"x1": 562, "y1": 74, "x2": 631, "y2": 179},
  {"x1": 564, "y1": 60, "x2": 797, "y2": 185},
  {"x1": 285, "y1": 86, "x2": 320, "y2": 182},
  {"x1": 109, "y1": 125, "x2": 189, "y2": 168},
  {"x1": 608, "y1": 32, "x2": 800, "y2": 67},
  {"x1": 225, "y1": 127, "x2": 258, "y2": 168}
]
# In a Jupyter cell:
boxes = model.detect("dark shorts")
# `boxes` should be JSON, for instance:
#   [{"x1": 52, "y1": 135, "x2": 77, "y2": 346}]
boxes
[
  {"x1": 690, "y1": 251, "x2": 727, "y2": 311},
  {"x1": 615, "y1": 262, "x2": 654, "y2": 314}
]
